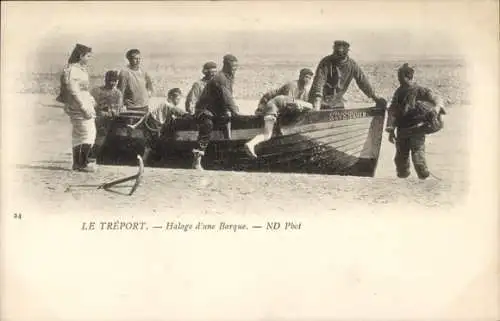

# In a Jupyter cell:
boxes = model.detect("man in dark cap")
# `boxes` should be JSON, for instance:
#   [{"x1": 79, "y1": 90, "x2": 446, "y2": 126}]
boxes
[
  {"x1": 192, "y1": 54, "x2": 241, "y2": 170},
  {"x1": 117, "y1": 49, "x2": 154, "y2": 113},
  {"x1": 243, "y1": 68, "x2": 315, "y2": 157},
  {"x1": 386, "y1": 63, "x2": 446, "y2": 180},
  {"x1": 309, "y1": 40, "x2": 384, "y2": 109},
  {"x1": 185, "y1": 61, "x2": 218, "y2": 114}
]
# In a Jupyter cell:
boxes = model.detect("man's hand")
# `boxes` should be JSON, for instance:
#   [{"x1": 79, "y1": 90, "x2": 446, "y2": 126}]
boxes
[
  {"x1": 388, "y1": 130, "x2": 396, "y2": 144},
  {"x1": 373, "y1": 96, "x2": 387, "y2": 108},
  {"x1": 312, "y1": 97, "x2": 322, "y2": 111},
  {"x1": 82, "y1": 108, "x2": 95, "y2": 120}
]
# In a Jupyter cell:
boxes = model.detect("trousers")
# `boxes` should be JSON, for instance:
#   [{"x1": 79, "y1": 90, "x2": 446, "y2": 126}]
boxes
[
  {"x1": 196, "y1": 112, "x2": 214, "y2": 151},
  {"x1": 394, "y1": 134, "x2": 430, "y2": 179}
]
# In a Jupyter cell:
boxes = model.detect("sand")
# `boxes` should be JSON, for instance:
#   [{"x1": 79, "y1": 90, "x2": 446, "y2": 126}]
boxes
[{"x1": 4, "y1": 93, "x2": 469, "y2": 216}]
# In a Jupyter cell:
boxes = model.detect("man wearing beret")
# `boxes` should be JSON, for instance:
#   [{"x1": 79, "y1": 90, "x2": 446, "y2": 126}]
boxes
[
  {"x1": 192, "y1": 54, "x2": 241, "y2": 170},
  {"x1": 386, "y1": 63, "x2": 445, "y2": 180},
  {"x1": 185, "y1": 61, "x2": 218, "y2": 115},
  {"x1": 309, "y1": 40, "x2": 384, "y2": 109}
]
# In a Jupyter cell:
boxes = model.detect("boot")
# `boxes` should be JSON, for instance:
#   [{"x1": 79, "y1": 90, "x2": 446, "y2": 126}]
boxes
[
  {"x1": 244, "y1": 115, "x2": 276, "y2": 158},
  {"x1": 192, "y1": 149, "x2": 204, "y2": 170},
  {"x1": 72, "y1": 145, "x2": 82, "y2": 170},
  {"x1": 77, "y1": 144, "x2": 97, "y2": 172},
  {"x1": 143, "y1": 146, "x2": 153, "y2": 165}
]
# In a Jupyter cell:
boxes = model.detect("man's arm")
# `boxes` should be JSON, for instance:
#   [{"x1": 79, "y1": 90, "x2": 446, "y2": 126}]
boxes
[
  {"x1": 352, "y1": 61, "x2": 378, "y2": 100},
  {"x1": 260, "y1": 83, "x2": 290, "y2": 105},
  {"x1": 308, "y1": 61, "x2": 328, "y2": 110},
  {"x1": 117, "y1": 90, "x2": 124, "y2": 111},
  {"x1": 117, "y1": 70, "x2": 129, "y2": 107},
  {"x1": 219, "y1": 78, "x2": 239, "y2": 115},
  {"x1": 112, "y1": 90, "x2": 124, "y2": 115},
  {"x1": 185, "y1": 82, "x2": 201, "y2": 114},
  {"x1": 385, "y1": 88, "x2": 400, "y2": 133},
  {"x1": 145, "y1": 72, "x2": 154, "y2": 97},
  {"x1": 67, "y1": 67, "x2": 85, "y2": 109},
  {"x1": 418, "y1": 87, "x2": 445, "y2": 114},
  {"x1": 68, "y1": 67, "x2": 95, "y2": 118},
  {"x1": 117, "y1": 70, "x2": 127, "y2": 94}
]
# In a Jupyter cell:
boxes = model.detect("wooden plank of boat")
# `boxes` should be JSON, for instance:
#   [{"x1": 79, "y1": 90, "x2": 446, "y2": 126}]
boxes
[{"x1": 98, "y1": 104, "x2": 386, "y2": 177}]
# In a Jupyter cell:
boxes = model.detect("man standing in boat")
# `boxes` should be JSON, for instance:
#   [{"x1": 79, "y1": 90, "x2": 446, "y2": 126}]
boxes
[
  {"x1": 244, "y1": 68, "x2": 315, "y2": 158},
  {"x1": 386, "y1": 63, "x2": 446, "y2": 180},
  {"x1": 117, "y1": 49, "x2": 154, "y2": 113},
  {"x1": 309, "y1": 40, "x2": 384, "y2": 109},
  {"x1": 185, "y1": 61, "x2": 218, "y2": 115},
  {"x1": 192, "y1": 54, "x2": 241, "y2": 170}
]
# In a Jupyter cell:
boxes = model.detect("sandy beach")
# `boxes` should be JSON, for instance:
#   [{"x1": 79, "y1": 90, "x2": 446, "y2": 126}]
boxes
[
  {"x1": 4, "y1": 92, "x2": 469, "y2": 216},
  {"x1": 3, "y1": 2, "x2": 499, "y2": 320}
]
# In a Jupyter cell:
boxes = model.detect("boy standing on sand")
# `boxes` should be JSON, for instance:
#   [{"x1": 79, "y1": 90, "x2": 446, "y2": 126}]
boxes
[
  {"x1": 117, "y1": 49, "x2": 154, "y2": 113},
  {"x1": 386, "y1": 63, "x2": 446, "y2": 180}
]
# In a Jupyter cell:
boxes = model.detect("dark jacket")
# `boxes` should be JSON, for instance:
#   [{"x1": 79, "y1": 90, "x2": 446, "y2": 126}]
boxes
[
  {"x1": 387, "y1": 84, "x2": 440, "y2": 129},
  {"x1": 195, "y1": 70, "x2": 239, "y2": 118},
  {"x1": 309, "y1": 55, "x2": 376, "y2": 102}
]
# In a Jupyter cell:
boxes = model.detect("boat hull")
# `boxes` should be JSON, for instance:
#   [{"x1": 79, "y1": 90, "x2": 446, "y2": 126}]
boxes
[{"x1": 98, "y1": 106, "x2": 386, "y2": 177}]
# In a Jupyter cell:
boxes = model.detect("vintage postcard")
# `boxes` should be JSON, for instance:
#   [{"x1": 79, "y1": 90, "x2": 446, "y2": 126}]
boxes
[{"x1": 1, "y1": 1, "x2": 498, "y2": 320}]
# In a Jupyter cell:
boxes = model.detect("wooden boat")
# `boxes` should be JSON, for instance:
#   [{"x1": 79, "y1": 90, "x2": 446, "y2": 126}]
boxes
[{"x1": 97, "y1": 101, "x2": 387, "y2": 177}]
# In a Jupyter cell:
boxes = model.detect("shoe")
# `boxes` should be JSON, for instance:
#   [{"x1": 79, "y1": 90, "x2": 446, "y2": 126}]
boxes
[
  {"x1": 397, "y1": 171, "x2": 410, "y2": 178},
  {"x1": 75, "y1": 144, "x2": 97, "y2": 172},
  {"x1": 417, "y1": 172, "x2": 430, "y2": 180},
  {"x1": 77, "y1": 163, "x2": 97, "y2": 173},
  {"x1": 244, "y1": 142, "x2": 258, "y2": 158}
]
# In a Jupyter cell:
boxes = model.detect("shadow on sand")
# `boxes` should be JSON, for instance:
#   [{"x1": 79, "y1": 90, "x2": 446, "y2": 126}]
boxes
[
  {"x1": 64, "y1": 183, "x2": 134, "y2": 196},
  {"x1": 16, "y1": 164, "x2": 71, "y2": 172},
  {"x1": 41, "y1": 103, "x2": 64, "y2": 109}
]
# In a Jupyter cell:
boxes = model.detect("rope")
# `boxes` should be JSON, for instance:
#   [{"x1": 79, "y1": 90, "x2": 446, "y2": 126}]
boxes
[{"x1": 429, "y1": 171, "x2": 442, "y2": 181}]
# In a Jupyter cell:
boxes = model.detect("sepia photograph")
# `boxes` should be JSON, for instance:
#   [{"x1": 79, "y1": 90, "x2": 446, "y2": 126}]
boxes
[{"x1": 1, "y1": 1, "x2": 498, "y2": 320}]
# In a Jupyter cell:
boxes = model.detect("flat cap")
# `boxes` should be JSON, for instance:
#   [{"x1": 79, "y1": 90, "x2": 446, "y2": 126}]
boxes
[
  {"x1": 223, "y1": 54, "x2": 238, "y2": 64},
  {"x1": 299, "y1": 68, "x2": 314, "y2": 77},
  {"x1": 203, "y1": 61, "x2": 217, "y2": 70},
  {"x1": 333, "y1": 40, "x2": 350, "y2": 48},
  {"x1": 398, "y1": 63, "x2": 415, "y2": 78}
]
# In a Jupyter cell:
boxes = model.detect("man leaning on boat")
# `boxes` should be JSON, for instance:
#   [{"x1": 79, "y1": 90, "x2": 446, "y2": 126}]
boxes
[
  {"x1": 309, "y1": 40, "x2": 385, "y2": 109},
  {"x1": 192, "y1": 54, "x2": 241, "y2": 170},
  {"x1": 244, "y1": 68, "x2": 315, "y2": 158}
]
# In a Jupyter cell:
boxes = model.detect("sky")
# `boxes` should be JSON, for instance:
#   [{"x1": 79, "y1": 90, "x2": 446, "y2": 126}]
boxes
[{"x1": 3, "y1": 0, "x2": 495, "y2": 71}]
